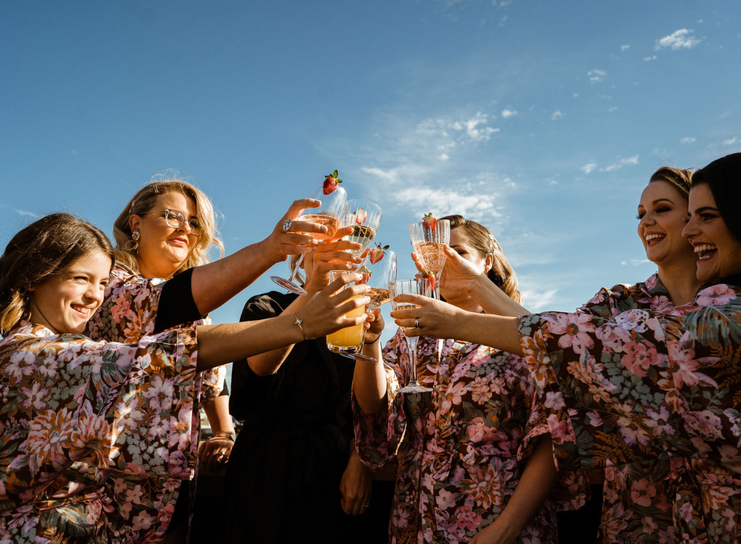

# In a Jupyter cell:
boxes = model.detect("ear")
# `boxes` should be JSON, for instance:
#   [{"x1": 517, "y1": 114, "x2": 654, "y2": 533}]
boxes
[
  {"x1": 128, "y1": 214, "x2": 141, "y2": 234},
  {"x1": 484, "y1": 252, "x2": 494, "y2": 274}
]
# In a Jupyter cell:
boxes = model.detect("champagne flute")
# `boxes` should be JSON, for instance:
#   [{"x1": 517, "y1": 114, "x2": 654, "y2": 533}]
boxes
[
  {"x1": 270, "y1": 173, "x2": 347, "y2": 295},
  {"x1": 343, "y1": 199, "x2": 383, "y2": 257},
  {"x1": 353, "y1": 247, "x2": 396, "y2": 363},
  {"x1": 409, "y1": 218, "x2": 450, "y2": 300},
  {"x1": 389, "y1": 279, "x2": 432, "y2": 401}
]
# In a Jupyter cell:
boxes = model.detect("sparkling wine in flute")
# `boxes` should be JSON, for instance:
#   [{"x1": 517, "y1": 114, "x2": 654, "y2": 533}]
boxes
[
  {"x1": 409, "y1": 218, "x2": 450, "y2": 299},
  {"x1": 298, "y1": 213, "x2": 340, "y2": 240},
  {"x1": 412, "y1": 241, "x2": 446, "y2": 276}
]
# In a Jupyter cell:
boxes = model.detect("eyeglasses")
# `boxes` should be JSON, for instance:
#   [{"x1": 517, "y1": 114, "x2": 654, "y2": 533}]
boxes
[{"x1": 146, "y1": 209, "x2": 204, "y2": 236}]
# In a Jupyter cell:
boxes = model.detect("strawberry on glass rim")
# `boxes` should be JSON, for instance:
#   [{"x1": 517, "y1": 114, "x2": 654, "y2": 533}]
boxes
[
  {"x1": 423, "y1": 212, "x2": 437, "y2": 231},
  {"x1": 369, "y1": 243, "x2": 388, "y2": 264},
  {"x1": 323, "y1": 170, "x2": 343, "y2": 195}
]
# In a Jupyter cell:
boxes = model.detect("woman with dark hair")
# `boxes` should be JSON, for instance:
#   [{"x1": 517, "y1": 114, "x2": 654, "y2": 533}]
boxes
[
  {"x1": 353, "y1": 216, "x2": 581, "y2": 544},
  {"x1": 392, "y1": 153, "x2": 741, "y2": 542},
  {"x1": 0, "y1": 213, "x2": 369, "y2": 543}
]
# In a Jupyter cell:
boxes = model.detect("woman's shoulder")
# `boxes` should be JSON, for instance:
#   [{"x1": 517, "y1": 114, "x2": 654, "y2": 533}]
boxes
[{"x1": 240, "y1": 291, "x2": 299, "y2": 321}]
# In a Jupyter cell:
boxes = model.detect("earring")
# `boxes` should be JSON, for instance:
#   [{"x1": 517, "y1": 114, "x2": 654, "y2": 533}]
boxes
[
  {"x1": 130, "y1": 231, "x2": 140, "y2": 252},
  {"x1": 132, "y1": 231, "x2": 140, "y2": 241}
]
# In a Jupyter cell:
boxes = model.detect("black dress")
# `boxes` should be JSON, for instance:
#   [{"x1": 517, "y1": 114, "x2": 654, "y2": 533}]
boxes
[{"x1": 223, "y1": 292, "x2": 366, "y2": 544}]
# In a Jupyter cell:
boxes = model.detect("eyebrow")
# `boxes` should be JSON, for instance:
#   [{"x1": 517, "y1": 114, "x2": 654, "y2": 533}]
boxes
[
  {"x1": 637, "y1": 198, "x2": 676, "y2": 208},
  {"x1": 691, "y1": 206, "x2": 719, "y2": 214}
]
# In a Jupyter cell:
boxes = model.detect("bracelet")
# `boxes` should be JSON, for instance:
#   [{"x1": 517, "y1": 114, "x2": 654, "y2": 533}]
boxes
[
  {"x1": 211, "y1": 431, "x2": 236, "y2": 442},
  {"x1": 293, "y1": 313, "x2": 309, "y2": 341},
  {"x1": 365, "y1": 335, "x2": 381, "y2": 345}
]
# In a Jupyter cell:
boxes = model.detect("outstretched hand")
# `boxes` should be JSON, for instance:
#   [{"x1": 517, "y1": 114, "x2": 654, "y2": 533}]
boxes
[
  {"x1": 389, "y1": 293, "x2": 462, "y2": 340},
  {"x1": 265, "y1": 198, "x2": 329, "y2": 262}
]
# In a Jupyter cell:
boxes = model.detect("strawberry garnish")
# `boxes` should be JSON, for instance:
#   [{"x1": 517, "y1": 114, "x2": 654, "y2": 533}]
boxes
[
  {"x1": 426, "y1": 272, "x2": 436, "y2": 291},
  {"x1": 323, "y1": 169, "x2": 343, "y2": 195},
  {"x1": 423, "y1": 212, "x2": 437, "y2": 231},
  {"x1": 369, "y1": 243, "x2": 388, "y2": 264},
  {"x1": 355, "y1": 208, "x2": 368, "y2": 224},
  {"x1": 359, "y1": 265, "x2": 372, "y2": 284}
]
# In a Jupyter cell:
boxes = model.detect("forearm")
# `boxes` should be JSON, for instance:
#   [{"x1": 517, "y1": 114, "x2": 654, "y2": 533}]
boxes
[
  {"x1": 492, "y1": 436, "x2": 558, "y2": 542},
  {"x1": 191, "y1": 239, "x2": 278, "y2": 315},
  {"x1": 352, "y1": 354, "x2": 388, "y2": 414},
  {"x1": 469, "y1": 276, "x2": 530, "y2": 317},
  {"x1": 203, "y1": 394, "x2": 235, "y2": 434},
  {"x1": 196, "y1": 314, "x2": 304, "y2": 371},
  {"x1": 446, "y1": 312, "x2": 523, "y2": 355}
]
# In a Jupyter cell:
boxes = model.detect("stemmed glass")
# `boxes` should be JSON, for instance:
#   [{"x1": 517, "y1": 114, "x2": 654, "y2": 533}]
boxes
[
  {"x1": 270, "y1": 176, "x2": 347, "y2": 295},
  {"x1": 389, "y1": 279, "x2": 433, "y2": 399},
  {"x1": 352, "y1": 247, "x2": 396, "y2": 363},
  {"x1": 409, "y1": 219, "x2": 450, "y2": 299},
  {"x1": 343, "y1": 199, "x2": 383, "y2": 258}
]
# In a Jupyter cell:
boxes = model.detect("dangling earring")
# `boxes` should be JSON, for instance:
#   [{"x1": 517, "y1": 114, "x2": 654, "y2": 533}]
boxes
[{"x1": 130, "y1": 231, "x2": 140, "y2": 252}]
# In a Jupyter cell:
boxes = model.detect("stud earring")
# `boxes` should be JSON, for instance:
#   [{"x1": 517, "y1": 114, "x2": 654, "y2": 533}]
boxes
[
  {"x1": 129, "y1": 231, "x2": 140, "y2": 252},
  {"x1": 132, "y1": 231, "x2": 140, "y2": 241}
]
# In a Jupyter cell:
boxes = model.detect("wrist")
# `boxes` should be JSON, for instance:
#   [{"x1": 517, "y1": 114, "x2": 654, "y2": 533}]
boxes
[{"x1": 210, "y1": 431, "x2": 236, "y2": 442}]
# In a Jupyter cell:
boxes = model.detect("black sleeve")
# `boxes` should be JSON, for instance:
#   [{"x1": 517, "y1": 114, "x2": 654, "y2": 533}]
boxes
[
  {"x1": 153, "y1": 269, "x2": 202, "y2": 334},
  {"x1": 229, "y1": 292, "x2": 296, "y2": 420}
]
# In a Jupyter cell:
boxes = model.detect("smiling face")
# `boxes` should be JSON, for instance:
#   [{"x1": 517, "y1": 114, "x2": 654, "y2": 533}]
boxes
[
  {"x1": 637, "y1": 180, "x2": 695, "y2": 270},
  {"x1": 129, "y1": 191, "x2": 200, "y2": 279},
  {"x1": 683, "y1": 183, "x2": 741, "y2": 283},
  {"x1": 28, "y1": 250, "x2": 112, "y2": 334}
]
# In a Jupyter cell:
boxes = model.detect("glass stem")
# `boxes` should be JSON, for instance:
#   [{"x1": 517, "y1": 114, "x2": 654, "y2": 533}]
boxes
[
  {"x1": 406, "y1": 334, "x2": 419, "y2": 385},
  {"x1": 288, "y1": 254, "x2": 306, "y2": 284}
]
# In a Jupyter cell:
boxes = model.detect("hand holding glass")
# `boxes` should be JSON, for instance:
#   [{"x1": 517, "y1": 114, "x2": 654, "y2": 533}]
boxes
[
  {"x1": 326, "y1": 270, "x2": 367, "y2": 356},
  {"x1": 409, "y1": 219, "x2": 450, "y2": 299}
]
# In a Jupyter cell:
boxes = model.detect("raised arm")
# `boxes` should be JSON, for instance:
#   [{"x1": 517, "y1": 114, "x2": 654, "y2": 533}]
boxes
[{"x1": 190, "y1": 198, "x2": 328, "y2": 315}]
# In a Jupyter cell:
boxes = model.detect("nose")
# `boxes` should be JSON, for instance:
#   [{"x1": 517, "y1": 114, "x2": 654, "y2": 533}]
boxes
[
  {"x1": 682, "y1": 216, "x2": 697, "y2": 239},
  {"x1": 85, "y1": 283, "x2": 106, "y2": 307}
]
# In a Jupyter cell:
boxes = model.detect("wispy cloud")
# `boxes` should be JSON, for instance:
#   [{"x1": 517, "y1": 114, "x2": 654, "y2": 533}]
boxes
[
  {"x1": 581, "y1": 163, "x2": 597, "y2": 175},
  {"x1": 723, "y1": 136, "x2": 738, "y2": 146},
  {"x1": 501, "y1": 108, "x2": 517, "y2": 118},
  {"x1": 16, "y1": 210, "x2": 39, "y2": 218},
  {"x1": 621, "y1": 259, "x2": 651, "y2": 266},
  {"x1": 602, "y1": 155, "x2": 639, "y2": 172},
  {"x1": 681, "y1": 137, "x2": 696, "y2": 144},
  {"x1": 450, "y1": 112, "x2": 500, "y2": 141},
  {"x1": 621, "y1": 45, "x2": 630, "y2": 51},
  {"x1": 588, "y1": 69, "x2": 606, "y2": 83},
  {"x1": 551, "y1": 111, "x2": 563, "y2": 120},
  {"x1": 644, "y1": 55, "x2": 657, "y2": 61},
  {"x1": 520, "y1": 288, "x2": 558, "y2": 311},
  {"x1": 655, "y1": 29, "x2": 701, "y2": 51}
]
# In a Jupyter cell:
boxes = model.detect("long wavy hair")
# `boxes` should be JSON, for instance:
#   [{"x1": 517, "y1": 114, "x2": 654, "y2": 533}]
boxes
[
  {"x1": 0, "y1": 213, "x2": 114, "y2": 335},
  {"x1": 440, "y1": 214, "x2": 522, "y2": 304},
  {"x1": 112, "y1": 174, "x2": 224, "y2": 275}
]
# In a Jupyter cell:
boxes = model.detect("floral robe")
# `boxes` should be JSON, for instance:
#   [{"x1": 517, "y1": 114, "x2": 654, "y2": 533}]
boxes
[
  {"x1": 353, "y1": 330, "x2": 583, "y2": 544},
  {"x1": 86, "y1": 262, "x2": 225, "y2": 404},
  {"x1": 0, "y1": 322, "x2": 202, "y2": 543},
  {"x1": 518, "y1": 281, "x2": 741, "y2": 544}
]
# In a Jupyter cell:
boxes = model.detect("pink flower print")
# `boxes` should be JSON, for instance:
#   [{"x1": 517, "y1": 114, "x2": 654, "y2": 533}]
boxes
[
  {"x1": 456, "y1": 503, "x2": 482, "y2": 532},
  {"x1": 696, "y1": 284, "x2": 737, "y2": 306},
  {"x1": 668, "y1": 334, "x2": 717, "y2": 389},
  {"x1": 436, "y1": 488, "x2": 456, "y2": 510},
  {"x1": 615, "y1": 309, "x2": 650, "y2": 332},
  {"x1": 470, "y1": 377, "x2": 493, "y2": 404},
  {"x1": 544, "y1": 391, "x2": 565, "y2": 410},
  {"x1": 114, "y1": 478, "x2": 127, "y2": 494},
  {"x1": 685, "y1": 410, "x2": 724, "y2": 441},
  {"x1": 586, "y1": 411, "x2": 603, "y2": 427},
  {"x1": 546, "y1": 313, "x2": 596, "y2": 354},
  {"x1": 20, "y1": 381, "x2": 50, "y2": 411},
  {"x1": 169, "y1": 404, "x2": 195, "y2": 451},
  {"x1": 26, "y1": 407, "x2": 74, "y2": 473},
  {"x1": 617, "y1": 418, "x2": 650, "y2": 446},
  {"x1": 621, "y1": 340, "x2": 658, "y2": 377},
  {"x1": 142, "y1": 375, "x2": 175, "y2": 413},
  {"x1": 596, "y1": 324, "x2": 631, "y2": 351},
  {"x1": 706, "y1": 484, "x2": 733, "y2": 510},
  {"x1": 546, "y1": 413, "x2": 574, "y2": 444},
  {"x1": 440, "y1": 381, "x2": 467, "y2": 413},
  {"x1": 645, "y1": 406, "x2": 676, "y2": 437},
  {"x1": 131, "y1": 510, "x2": 154, "y2": 532},
  {"x1": 630, "y1": 479, "x2": 657, "y2": 507},
  {"x1": 641, "y1": 515, "x2": 658, "y2": 534},
  {"x1": 651, "y1": 295, "x2": 674, "y2": 313}
]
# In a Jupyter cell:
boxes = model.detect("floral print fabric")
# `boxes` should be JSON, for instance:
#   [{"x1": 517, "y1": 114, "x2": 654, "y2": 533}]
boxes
[
  {"x1": 0, "y1": 321, "x2": 202, "y2": 543},
  {"x1": 353, "y1": 331, "x2": 581, "y2": 544},
  {"x1": 518, "y1": 281, "x2": 741, "y2": 543},
  {"x1": 87, "y1": 262, "x2": 225, "y2": 405}
]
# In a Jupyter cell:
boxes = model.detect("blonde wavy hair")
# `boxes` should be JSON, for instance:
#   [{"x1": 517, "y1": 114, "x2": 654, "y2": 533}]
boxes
[
  {"x1": 113, "y1": 175, "x2": 224, "y2": 275},
  {"x1": 440, "y1": 214, "x2": 522, "y2": 304}
]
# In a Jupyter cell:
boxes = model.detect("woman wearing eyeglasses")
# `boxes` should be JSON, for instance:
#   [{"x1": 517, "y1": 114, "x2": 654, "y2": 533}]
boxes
[{"x1": 86, "y1": 175, "x2": 327, "y2": 540}]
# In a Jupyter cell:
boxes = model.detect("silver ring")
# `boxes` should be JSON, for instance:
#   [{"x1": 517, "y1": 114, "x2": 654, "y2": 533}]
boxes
[
  {"x1": 365, "y1": 503, "x2": 370, "y2": 508},
  {"x1": 282, "y1": 219, "x2": 292, "y2": 232},
  {"x1": 415, "y1": 317, "x2": 420, "y2": 329}
]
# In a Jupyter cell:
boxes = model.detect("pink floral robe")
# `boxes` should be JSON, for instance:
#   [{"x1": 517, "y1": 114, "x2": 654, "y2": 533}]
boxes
[
  {"x1": 353, "y1": 331, "x2": 583, "y2": 544},
  {"x1": 0, "y1": 321, "x2": 202, "y2": 543},
  {"x1": 519, "y1": 281, "x2": 741, "y2": 544}
]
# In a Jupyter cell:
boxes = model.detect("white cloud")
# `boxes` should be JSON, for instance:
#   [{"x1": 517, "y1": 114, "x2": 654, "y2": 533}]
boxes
[
  {"x1": 723, "y1": 137, "x2": 738, "y2": 146},
  {"x1": 501, "y1": 108, "x2": 517, "y2": 118},
  {"x1": 16, "y1": 210, "x2": 39, "y2": 218},
  {"x1": 681, "y1": 137, "x2": 696, "y2": 144},
  {"x1": 644, "y1": 55, "x2": 657, "y2": 61},
  {"x1": 630, "y1": 258, "x2": 651, "y2": 266},
  {"x1": 602, "y1": 155, "x2": 639, "y2": 172},
  {"x1": 581, "y1": 163, "x2": 597, "y2": 175},
  {"x1": 451, "y1": 112, "x2": 500, "y2": 141},
  {"x1": 520, "y1": 288, "x2": 558, "y2": 311},
  {"x1": 621, "y1": 45, "x2": 630, "y2": 51},
  {"x1": 551, "y1": 111, "x2": 563, "y2": 120},
  {"x1": 588, "y1": 69, "x2": 606, "y2": 83},
  {"x1": 655, "y1": 29, "x2": 701, "y2": 51},
  {"x1": 440, "y1": 153, "x2": 449, "y2": 161},
  {"x1": 608, "y1": 106, "x2": 618, "y2": 112}
]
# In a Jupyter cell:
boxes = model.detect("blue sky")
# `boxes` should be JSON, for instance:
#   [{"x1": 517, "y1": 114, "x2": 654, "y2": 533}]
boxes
[{"x1": 1, "y1": 0, "x2": 740, "y2": 341}]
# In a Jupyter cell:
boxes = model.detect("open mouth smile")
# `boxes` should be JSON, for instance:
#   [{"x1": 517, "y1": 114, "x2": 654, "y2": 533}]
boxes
[{"x1": 694, "y1": 244, "x2": 717, "y2": 261}]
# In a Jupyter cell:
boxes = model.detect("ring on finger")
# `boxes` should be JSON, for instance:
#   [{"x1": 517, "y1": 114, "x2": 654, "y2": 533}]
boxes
[
  {"x1": 282, "y1": 219, "x2": 292, "y2": 232},
  {"x1": 415, "y1": 317, "x2": 420, "y2": 329}
]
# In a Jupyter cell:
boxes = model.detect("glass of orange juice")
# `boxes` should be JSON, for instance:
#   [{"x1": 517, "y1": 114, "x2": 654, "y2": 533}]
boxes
[{"x1": 326, "y1": 269, "x2": 366, "y2": 357}]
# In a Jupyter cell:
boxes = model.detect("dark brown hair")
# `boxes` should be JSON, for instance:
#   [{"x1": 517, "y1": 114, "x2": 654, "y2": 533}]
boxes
[
  {"x1": 691, "y1": 153, "x2": 741, "y2": 243},
  {"x1": 0, "y1": 213, "x2": 114, "y2": 335},
  {"x1": 440, "y1": 214, "x2": 522, "y2": 303}
]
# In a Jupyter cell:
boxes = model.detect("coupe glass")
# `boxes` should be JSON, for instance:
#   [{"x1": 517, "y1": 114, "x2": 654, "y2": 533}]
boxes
[
  {"x1": 343, "y1": 199, "x2": 383, "y2": 258},
  {"x1": 409, "y1": 219, "x2": 450, "y2": 299},
  {"x1": 270, "y1": 182, "x2": 347, "y2": 295}
]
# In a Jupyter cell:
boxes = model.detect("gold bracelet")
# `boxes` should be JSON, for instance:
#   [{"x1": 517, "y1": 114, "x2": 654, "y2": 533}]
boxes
[{"x1": 293, "y1": 313, "x2": 309, "y2": 341}]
